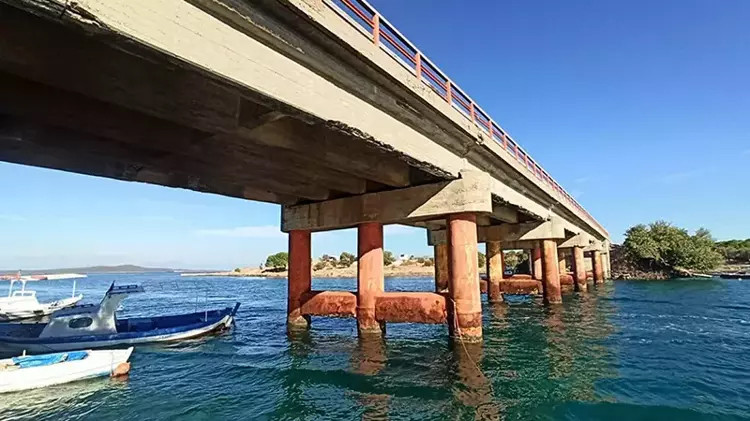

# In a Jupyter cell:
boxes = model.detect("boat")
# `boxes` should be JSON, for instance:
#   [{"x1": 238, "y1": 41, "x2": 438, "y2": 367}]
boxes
[
  {"x1": 0, "y1": 348, "x2": 132, "y2": 393},
  {"x1": 719, "y1": 272, "x2": 747, "y2": 280},
  {"x1": 0, "y1": 283, "x2": 240, "y2": 353},
  {"x1": 0, "y1": 274, "x2": 83, "y2": 321}
]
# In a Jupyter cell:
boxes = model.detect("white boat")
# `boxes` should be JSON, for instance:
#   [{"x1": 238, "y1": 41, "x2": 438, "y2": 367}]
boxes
[
  {"x1": 0, "y1": 283, "x2": 240, "y2": 353},
  {"x1": 0, "y1": 275, "x2": 83, "y2": 321},
  {"x1": 0, "y1": 348, "x2": 133, "y2": 393}
]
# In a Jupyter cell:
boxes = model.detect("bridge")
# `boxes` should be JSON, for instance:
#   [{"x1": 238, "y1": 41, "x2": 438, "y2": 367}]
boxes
[{"x1": 1, "y1": 0, "x2": 611, "y2": 340}]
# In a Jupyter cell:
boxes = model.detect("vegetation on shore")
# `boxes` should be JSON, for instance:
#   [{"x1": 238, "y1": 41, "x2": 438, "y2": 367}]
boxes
[{"x1": 615, "y1": 221, "x2": 747, "y2": 279}]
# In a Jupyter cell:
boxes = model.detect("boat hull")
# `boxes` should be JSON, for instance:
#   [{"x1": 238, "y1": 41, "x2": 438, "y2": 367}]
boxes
[
  {"x1": 0, "y1": 296, "x2": 83, "y2": 322},
  {"x1": 0, "y1": 313, "x2": 235, "y2": 354},
  {"x1": 0, "y1": 315, "x2": 234, "y2": 354},
  {"x1": 0, "y1": 348, "x2": 133, "y2": 393}
]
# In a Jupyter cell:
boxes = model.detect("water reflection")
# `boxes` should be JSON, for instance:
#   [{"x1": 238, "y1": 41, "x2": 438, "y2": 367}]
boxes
[
  {"x1": 451, "y1": 341, "x2": 501, "y2": 420},
  {"x1": 0, "y1": 376, "x2": 131, "y2": 420}
]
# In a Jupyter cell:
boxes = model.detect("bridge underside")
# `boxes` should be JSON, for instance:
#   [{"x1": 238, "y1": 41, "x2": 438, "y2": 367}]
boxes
[
  {"x1": 0, "y1": 0, "x2": 612, "y2": 341},
  {"x1": 0, "y1": 2, "x2": 448, "y2": 206}
]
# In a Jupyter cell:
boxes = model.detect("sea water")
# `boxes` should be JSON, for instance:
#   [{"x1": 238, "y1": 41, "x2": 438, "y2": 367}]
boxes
[{"x1": 0, "y1": 274, "x2": 748, "y2": 420}]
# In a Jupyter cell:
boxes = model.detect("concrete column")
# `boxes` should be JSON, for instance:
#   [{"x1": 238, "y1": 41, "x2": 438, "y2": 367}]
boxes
[
  {"x1": 541, "y1": 239, "x2": 562, "y2": 304},
  {"x1": 357, "y1": 222, "x2": 385, "y2": 335},
  {"x1": 486, "y1": 241, "x2": 504, "y2": 303},
  {"x1": 287, "y1": 230, "x2": 312, "y2": 328},
  {"x1": 558, "y1": 250, "x2": 567, "y2": 275},
  {"x1": 603, "y1": 252, "x2": 611, "y2": 279},
  {"x1": 532, "y1": 245, "x2": 543, "y2": 281},
  {"x1": 447, "y1": 213, "x2": 482, "y2": 341},
  {"x1": 434, "y1": 243, "x2": 449, "y2": 293},
  {"x1": 572, "y1": 246, "x2": 588, "y2": 292},
  {"x1": 592, "y1": 250, "x2": 604, "y2": 284}
]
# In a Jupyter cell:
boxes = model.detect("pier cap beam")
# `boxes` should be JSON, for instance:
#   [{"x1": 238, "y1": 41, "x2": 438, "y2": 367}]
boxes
[
  {"x1": 584, "y1": 240, "x2": 605, "y2": 252},
  {"x1": 557, "y1": 233, "x2": 594, "y2": 249},
  {"x1": 427, "y1": 217, "x2": 565, "y2": 246},
  {"x1": 281, "y1": 171, "x2": 492, "y2": 232}
]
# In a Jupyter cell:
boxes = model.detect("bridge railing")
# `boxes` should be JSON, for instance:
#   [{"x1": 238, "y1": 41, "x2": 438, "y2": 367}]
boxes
[{"x1": 327, "y1": 0, "x2": 606, "y2": 235}]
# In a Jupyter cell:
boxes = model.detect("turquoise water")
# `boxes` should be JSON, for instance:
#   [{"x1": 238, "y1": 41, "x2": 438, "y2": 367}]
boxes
[{"x1": 1, "y1": 274, "x2": 749, "y2": 420}]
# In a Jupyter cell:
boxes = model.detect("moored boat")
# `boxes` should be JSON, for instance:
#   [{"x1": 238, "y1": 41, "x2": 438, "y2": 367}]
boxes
[
  {"x1": 0, "y1": 283, "x2": 240, "y2": 353},
  {"x1": 0, "y1": 274, "x2": 83, "y2": 321},
  {"x1": 0, "y1": 348, "x2": 133, "y2": 393}
]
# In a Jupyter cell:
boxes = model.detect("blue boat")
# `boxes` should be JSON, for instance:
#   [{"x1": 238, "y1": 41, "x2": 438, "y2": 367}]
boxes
[{"x1": 0, "y1": 283, "x2": 240, "y2": 354}]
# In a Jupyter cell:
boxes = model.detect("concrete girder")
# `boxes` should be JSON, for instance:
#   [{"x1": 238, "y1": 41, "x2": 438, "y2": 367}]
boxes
[
  {"x1": 491, "y1": 204, "x2": 519, "y2": 224},
  {"x1": 281, "y1": 171, "x2": 492, "y2": 232},
  {"x1": 235, "y1": 118, "x2": 412, "y2": 188},
  {"x1": 0, "y1": 119, "x2": 334, "y2": 202}
]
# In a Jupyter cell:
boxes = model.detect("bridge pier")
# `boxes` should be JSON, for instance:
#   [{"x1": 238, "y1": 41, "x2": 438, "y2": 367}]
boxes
[
  {"x1": 532, "y1": 246, "x2": 543, "y2": 281},
  {"x1": 486, "y1": 241, "x2": 504, "y2": 304},
  {"x1": 357, "y1": 222, "x2": 385, "y2": 336},
  {"x1": 558, "y1": 251, "x2": 568, "y2": 278},
  {"x1": 283, "y1": 172, "x2": 490, "y2": 339},
  {"x1": 592, "y1": 250, "x2": 604, "y2": 284},
  {"x1": 572, "y1": 246, "x2": 588, "y2": 292},
  {"x1": 447, "y1": 213, "x2": 483, "y2": 341},
  {"x1": 287, "y1": 230, "x2": 312, "y2": 329},
  {"x1": 541, "y1": 240, "x2": 563, "y2": 304},
  {"x1": 434, "y1": 243, "x2": 449, "y2": 293}
]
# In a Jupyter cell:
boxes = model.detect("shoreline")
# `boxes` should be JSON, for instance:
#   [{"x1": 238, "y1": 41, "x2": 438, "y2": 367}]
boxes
[{"x1": 181, "y1": 265, "x2": 486, "y2": 279}]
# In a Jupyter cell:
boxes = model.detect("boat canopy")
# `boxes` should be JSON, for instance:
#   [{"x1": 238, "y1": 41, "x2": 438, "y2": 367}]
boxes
[{"x1": 39, "y1": 283, "x2": 144, "y2": 339}]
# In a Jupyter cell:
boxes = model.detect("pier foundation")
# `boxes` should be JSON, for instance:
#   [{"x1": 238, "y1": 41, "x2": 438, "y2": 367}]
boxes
[
  {"x1": 447, "y1": 213, "x2": 482, "y2": 341},
  {"x1": 572, "y1": 246, "x2": 588, "y2": 292},
  {"x1": 287, "y1": 230, "x2": 312, "y2": 329},
  {"x1": 486, "y1": 241, "x2": 504, "y2": 303},
  {"x1": 357, "y1": 222, "x2": 385, "y2": 335},
  {"x1": 541, "y1": 240, "x2": 562, "y2": 304}
]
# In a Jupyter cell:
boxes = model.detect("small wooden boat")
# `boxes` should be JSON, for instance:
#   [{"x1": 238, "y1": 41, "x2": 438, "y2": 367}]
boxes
[
  {"x1": 0, "y1": 348, "x2": 133, "y2": 393},
  {"x1": 0, "y1": 283, "x2": 240, "y2": 353},
  {"x1": 0, "y1": 275, "x2": 83, "y2": 321}
]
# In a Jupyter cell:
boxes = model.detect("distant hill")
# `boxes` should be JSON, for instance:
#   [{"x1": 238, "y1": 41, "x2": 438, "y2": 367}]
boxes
[{"x1": 0, "y1": 265, "x2": 176, "y2": 276}]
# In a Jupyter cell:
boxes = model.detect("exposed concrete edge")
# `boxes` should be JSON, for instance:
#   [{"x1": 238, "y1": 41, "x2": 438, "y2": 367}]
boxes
[{"x1": 282, "y1": 171, "x2": 492, "y2": 232}]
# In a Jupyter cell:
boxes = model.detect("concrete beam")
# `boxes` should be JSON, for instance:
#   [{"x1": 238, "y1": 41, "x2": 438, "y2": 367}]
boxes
[
  {"x1": 375, "y1": 292, "x2": 446, "y2": 324},
  {"x1": 584, "y1": 240, "x2": 605, "y2": 252},
  {"x1": 281, "y1": 171, "x2": 492, "y2": 232},
  {"x1": 557, "y1": 233, "x2": 594, "y2": 248},
  {"x1": 427, "y1": 218, "x2": 564, "y2": 245}
]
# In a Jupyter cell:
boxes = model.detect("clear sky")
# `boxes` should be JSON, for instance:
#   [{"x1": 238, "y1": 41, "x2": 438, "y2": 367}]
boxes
[{"x1": 1, "y1": 0, "x2": 748, "y2": 270}]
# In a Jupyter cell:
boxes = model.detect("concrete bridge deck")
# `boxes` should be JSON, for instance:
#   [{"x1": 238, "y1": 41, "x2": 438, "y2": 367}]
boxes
[{"x1": 0, "y1": 0, "x2": 611, "y2": 340}]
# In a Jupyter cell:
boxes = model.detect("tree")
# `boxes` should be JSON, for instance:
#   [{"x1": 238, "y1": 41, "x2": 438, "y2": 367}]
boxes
[
  {"x1": 383, "y1": 250, "x2": 395, "y2": 266},
  {"x1": 622, "y1": 221, "x2": 724, "y2": 272},
  {"x1": 320, "y1": 254, "x2": 338, "y2": 267},
  {"x1": 339, "y1": 252, "x2": 356, "y2": 267},
  {"x1": 265, "y1": 252, "x2": 289, "y2": 270},
  {"x1": 477, "y1": 252, "x2": 486, "y2": 269},
  {"x1": 313, "y1": 261, "x2": 327, "y2": 271},
  {"x1": 233, "y1": 268, "x2": 241, "y2": 273}
]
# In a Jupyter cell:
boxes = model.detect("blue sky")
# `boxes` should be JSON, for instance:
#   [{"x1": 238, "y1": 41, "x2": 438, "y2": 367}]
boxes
[{"x1": 1, "y1": 0, "x2": 748, "y2": 270}]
